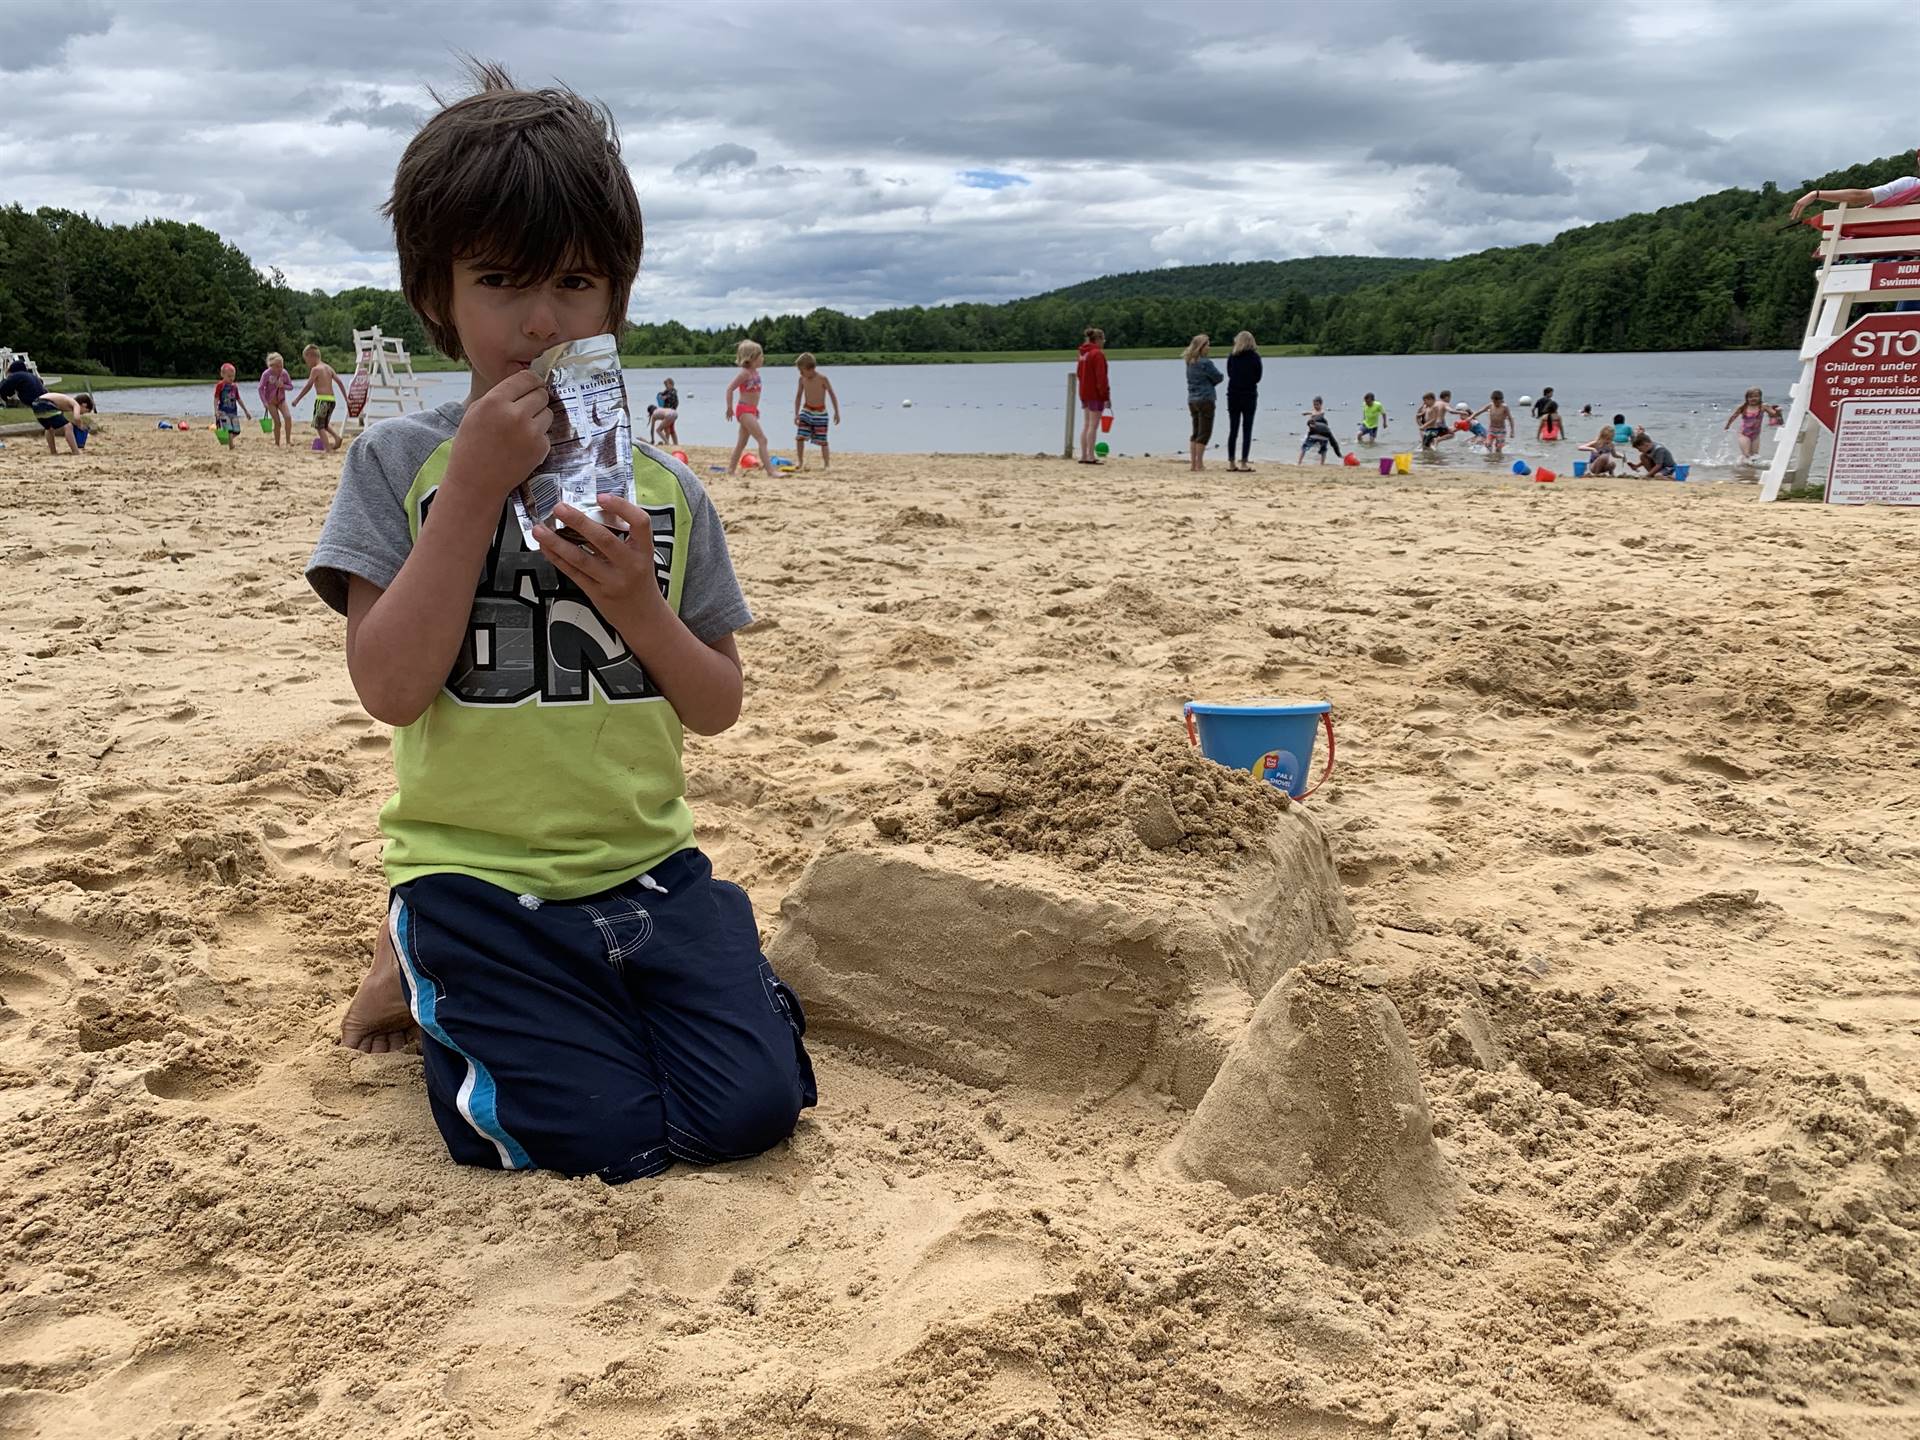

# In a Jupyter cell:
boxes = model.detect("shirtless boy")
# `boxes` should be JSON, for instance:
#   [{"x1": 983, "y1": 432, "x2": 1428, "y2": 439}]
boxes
[
  {"x1": 792, "y1": 353, "x2": 840, "y2": 471},
  {"x1": 292, "y1": 344, "x2": 348, "y2": 451}
]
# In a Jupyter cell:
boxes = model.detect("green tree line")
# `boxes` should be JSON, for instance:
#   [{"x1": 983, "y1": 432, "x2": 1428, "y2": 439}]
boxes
[
  {"x1": 0, "y1": 205, "x2": 431, "y2": 376},
  {"x1": 0, "y1": 151, "x2": 1905, "y2": 374}
]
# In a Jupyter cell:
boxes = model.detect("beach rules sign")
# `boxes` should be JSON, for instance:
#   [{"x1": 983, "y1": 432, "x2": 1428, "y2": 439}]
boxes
[{"x1": 1811, "y1": 315, "x2": 1920, "y2": 505}]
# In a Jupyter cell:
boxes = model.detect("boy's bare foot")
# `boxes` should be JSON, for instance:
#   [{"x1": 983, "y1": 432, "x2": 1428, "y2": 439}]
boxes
[{"x1": 340, "y1": 923, "x2": 418, "y2": 1053}]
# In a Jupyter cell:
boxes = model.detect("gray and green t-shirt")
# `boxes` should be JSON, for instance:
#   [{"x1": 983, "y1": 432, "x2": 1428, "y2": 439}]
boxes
[{"x1": 306, "y1": 400, "x2": 751, "y2": 900}]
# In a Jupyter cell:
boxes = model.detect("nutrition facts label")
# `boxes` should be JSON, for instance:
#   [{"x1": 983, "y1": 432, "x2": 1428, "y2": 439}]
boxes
[{"x1": 1826, "y1": 397, "x2": 1920, "y2": 505}]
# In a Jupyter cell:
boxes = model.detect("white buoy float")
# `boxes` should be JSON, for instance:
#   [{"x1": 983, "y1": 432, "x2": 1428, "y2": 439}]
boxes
[{"x1": 902, "y1": 399, "x2": 913, "y2": 408}]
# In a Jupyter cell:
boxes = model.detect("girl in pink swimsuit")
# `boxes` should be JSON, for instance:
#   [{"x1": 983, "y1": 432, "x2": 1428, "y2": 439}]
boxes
[
  {"x1": 725, "y1": 338, "x2": 772, "y2": 475},
  {"x1": 1723, "y1": 387, "x2": 1766, "y2": 462},
  {"x1": 258, "y1": 352, "x2": 295, "y2": 448}
]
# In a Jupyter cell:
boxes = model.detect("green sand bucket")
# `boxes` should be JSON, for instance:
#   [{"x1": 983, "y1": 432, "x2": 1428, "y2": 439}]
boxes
[{"x1": 259, "y1": 416, "x2": 273, "y2": 434}]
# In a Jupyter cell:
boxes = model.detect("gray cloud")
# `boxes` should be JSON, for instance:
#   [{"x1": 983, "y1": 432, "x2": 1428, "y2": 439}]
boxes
[
  {"x1": 327, "y1": 99, "x2": 429, "y2": 133},
  {"x1": 0, "y1": 0, "x2": 111, "y2": 72},
  {"x1": 0, "y1": 0, "x2": 1915, "y2": 329},
  {"x1": 674, "y1": 143, "x2": 759, "y2": 176}
]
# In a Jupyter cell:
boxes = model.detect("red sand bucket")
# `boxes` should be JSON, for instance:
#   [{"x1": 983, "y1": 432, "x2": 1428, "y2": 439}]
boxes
[
  {"x1": 1184, "y1": 700, "x2": 1335, "y2": 800},
  {"x1": 1100, "y1": 413, "x2": 1114, "y2": 433}
]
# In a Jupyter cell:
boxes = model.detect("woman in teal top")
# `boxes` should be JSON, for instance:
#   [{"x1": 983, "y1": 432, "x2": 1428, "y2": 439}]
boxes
[
  {"x1": 1611, "y1": 414, "x2": 1634, "y2": 446},
  {"x1": 1183, "y1": 334, "x2": 1224, "y2": 472}
]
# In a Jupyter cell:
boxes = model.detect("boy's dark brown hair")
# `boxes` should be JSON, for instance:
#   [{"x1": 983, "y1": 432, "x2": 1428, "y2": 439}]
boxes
[{"x1": 384, "y1": 60, "x2": 643, "y2": 360}]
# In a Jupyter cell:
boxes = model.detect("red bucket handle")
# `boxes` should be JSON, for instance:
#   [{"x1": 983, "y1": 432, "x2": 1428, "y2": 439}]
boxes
[{"x1": 1297, "y1": 711, "x2": 1336, "y2": 801}]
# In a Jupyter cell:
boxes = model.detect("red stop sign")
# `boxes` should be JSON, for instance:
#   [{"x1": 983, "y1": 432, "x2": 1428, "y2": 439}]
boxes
[{"x1": 1810, "y1": 313, "x2": 1920, "y2": 431}]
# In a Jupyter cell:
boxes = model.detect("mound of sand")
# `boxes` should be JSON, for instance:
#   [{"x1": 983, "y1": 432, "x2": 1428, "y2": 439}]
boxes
[
  {"x1": 769, "y1": 722, "x2": 1352, "y2": 1104},
  {"x1": 1169, "y1": 961, "x2": 1452, "y2": 1229}
]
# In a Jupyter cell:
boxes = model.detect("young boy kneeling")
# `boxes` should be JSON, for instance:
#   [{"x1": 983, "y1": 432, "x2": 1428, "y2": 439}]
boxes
[{"x1": 307, "y1": 64, "x2": 815, "y2": 1182}]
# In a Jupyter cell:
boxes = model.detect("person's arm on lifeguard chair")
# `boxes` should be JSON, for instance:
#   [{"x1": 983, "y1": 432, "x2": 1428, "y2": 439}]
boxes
[{"x1": 1791, "y1": 186, "x2": 1877, "y2": 221}]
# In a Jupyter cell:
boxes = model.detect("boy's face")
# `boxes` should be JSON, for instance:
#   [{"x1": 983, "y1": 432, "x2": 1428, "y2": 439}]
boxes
[
  {"x1": 446, "y1": 259, "x2": 611, "y2": 389},
  {"x1": 221, "y1": 365, "x2": 235, "y2": 379}
]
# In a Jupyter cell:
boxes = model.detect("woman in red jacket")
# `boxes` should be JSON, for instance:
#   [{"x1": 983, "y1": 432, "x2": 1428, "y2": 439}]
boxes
[{"x1": 1076, "y1": 326, "x2": 1110, "y2": 464}]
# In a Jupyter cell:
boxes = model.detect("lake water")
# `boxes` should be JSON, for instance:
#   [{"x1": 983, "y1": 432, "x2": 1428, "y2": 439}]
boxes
[{"x1": 89, "y1": 350, "x2": 1804, "y2": 476}]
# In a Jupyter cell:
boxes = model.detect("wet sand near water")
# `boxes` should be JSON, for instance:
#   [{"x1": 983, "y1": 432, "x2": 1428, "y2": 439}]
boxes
[{"x1": 0, "y1": 422, "x2": 1915, "y2": 1438}]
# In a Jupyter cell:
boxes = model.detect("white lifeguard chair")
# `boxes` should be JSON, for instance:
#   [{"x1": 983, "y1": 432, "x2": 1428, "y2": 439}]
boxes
[
  {"x1": 1761, "y1": 200, "x2": 1920, "y2": 501},
  {"x1": 347, "y1": 326, "x2": 427, "y2": 428}
]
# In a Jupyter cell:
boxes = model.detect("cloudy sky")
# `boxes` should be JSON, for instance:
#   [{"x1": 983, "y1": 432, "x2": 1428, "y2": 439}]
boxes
[{"x1": 4, "y1": 0, "x2": 1915, "y2": 327}]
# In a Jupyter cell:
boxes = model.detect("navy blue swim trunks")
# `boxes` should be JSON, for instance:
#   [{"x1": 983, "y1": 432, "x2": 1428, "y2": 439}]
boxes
[{"x1": 387, "y1": 847, "x2": 817, "y2": 1182}]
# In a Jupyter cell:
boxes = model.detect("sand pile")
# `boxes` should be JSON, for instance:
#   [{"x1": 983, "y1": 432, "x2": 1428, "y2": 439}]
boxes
[
  {"x1": 769, "y1": 721, "x2": 1351, "y2": 1103},
  {"x1": 4, "y1": 430, "x2": 1918, "y2": 1438},
  {"x1": 1170, "y1": 961, "x2": 1452, "y2": 1229}
]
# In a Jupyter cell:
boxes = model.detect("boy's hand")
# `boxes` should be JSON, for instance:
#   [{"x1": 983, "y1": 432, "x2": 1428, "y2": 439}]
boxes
[
  {"x1": 533, "y1": 496, "x2": 668, "y2": 632},
  {"x1": 450, "y1": 370, "x2": 552, "y2": 497}
]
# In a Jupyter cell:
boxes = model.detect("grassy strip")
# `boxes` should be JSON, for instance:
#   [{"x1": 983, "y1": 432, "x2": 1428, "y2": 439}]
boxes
[{"x1": 615, "y1": 345, "x2": 1316, "y2": 368}]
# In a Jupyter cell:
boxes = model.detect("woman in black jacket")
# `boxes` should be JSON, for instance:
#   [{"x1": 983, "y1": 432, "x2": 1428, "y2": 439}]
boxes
[{"x1": 1225, "y1": 331, "x2": 1262, "y2": 471}]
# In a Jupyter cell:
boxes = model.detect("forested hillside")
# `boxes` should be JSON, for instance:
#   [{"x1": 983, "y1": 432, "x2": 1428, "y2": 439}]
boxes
[
  {"x1": 0, "y1": 151, "x2": 1904, "y2": 373},
  {"x1": 1033, "y1": 256, "x2": 1435, "y2": 303},
  {"x1": 1316, "y1": 152, "x2": 1913, "y2": 354}
]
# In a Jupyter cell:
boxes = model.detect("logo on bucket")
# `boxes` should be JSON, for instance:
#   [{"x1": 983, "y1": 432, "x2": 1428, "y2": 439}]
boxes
[{"x1": 1257, "y1": 749, "x2": 1302, "y2": 792}]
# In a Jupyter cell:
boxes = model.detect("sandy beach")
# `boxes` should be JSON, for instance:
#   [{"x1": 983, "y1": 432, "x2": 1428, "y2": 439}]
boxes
[{"x1": 1, "y1": 423, "x2": 1915, "y2": 1439}]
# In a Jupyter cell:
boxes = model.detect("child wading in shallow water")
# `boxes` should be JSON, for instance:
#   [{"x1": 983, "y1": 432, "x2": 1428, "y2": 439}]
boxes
[
  {"x1": 307, "y1": 62, "x2": 815, "y2": 1183},
  {"x1": 1724, "y1": 387, "x2": 1768, "y2": 463},
  {"x1": 792, "y1": 352, "x2": 839, "y2": 471},
  {"x1": 725, "y1": 340, "x2": 771, "y2": 474}
]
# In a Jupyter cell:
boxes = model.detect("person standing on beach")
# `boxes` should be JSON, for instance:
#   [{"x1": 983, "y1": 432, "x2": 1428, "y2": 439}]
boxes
[
  {"x1": 212, "y1": 363, "x2": 252, "y2": 450},
  {"x1": 259, "y1": 353, "x2": 296, "y2": 447},
  {"x1": 292, "y1": 345, "x2": 348, "y2": 452},
  {"x1": 1224, "y1": 331, "x2": 1261, "y2": 471},
  {"x1": 725, "y1": 339, "x2": 772, "y2": 475},
  {"x1": 1184, "y1": 334, "x2": 1223, "y2": 472},
  {"x1": 1076, "y1": 327, "x2": 1109, "y2": 464},
  {"x1": 792, "y1": 352, "x2": 839, "y2": 471},
  {"x1": 307, "y1": 62, "x2": 814, "y2": 1183}
]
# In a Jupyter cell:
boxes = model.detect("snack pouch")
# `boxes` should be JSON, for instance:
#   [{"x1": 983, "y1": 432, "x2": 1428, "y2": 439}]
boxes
[{"x1": 510, "y1": 333, "x2": 634, "y2": 550}]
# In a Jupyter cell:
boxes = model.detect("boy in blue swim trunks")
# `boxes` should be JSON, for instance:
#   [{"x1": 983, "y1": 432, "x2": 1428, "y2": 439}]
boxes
[
  {"x1": 792, "y1": 352, "x2": 839, "y2": 471},
  {"x1": 307, "y1": 61, "x2": 816, "y2": 1183}
]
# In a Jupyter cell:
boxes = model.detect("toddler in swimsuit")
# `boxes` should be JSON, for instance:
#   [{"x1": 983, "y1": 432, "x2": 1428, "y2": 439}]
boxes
[
  {"x1": 792, "y1": 352, "x2": 840, "y2": 471},
  {"x1": 1723, "y1": 387, "x2": 1767, "y2": 462},
  {"x1": 725, "y1": 339, "x2": 771, "y2": 475},
  {"x1": 213, "y1": 362, "x2": 252, "y2": 450},
  {"x1": 259, "y1": 352, "x2": 295, "y2": 447}
]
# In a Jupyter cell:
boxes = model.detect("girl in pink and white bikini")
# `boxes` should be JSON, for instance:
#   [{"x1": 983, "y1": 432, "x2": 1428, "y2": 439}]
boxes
[{"x1": 724, "y1": 338, "x2": 772, "y2": 475}]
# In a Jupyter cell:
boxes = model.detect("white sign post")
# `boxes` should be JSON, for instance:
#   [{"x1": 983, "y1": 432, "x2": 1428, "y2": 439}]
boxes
[{"x1": 1826, "y1": 397, "x2": 1920, "y2": 505}]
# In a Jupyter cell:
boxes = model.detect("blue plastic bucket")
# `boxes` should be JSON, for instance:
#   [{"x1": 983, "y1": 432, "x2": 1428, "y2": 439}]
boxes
[
  {"x1": 1572, "y1": 460, "x2": 1587, "y2": 477},
  {"x1": 1184, "y1": 700, "x2": 1334, "y2": 799},
  {"x1": 1673, "y1": 464, "x2": 1690, "y2": 482}
]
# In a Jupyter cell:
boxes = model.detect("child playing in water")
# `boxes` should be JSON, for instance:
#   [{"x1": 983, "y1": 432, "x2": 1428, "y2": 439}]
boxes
[
  {"x1": 1611, "y1": 413, "x2": 1634, "y2": 447},
  {"x1": 647, "y1": 403, "x2": 679, "y2": 446},
  {"x1": 1418, "y1": 392, "x2": 1448, "y2": 451},
  {"x1": 259, "y1": 353, "x2": 295, "y2": 447},
  {"x1": 792, "y1": 352, "x2": 840, "y2": 471},
  {"x1": 306, "y1": 61, "x2": 814, "y2": 1184},
  {"x1": 1723, "y1": 388, "x2": 1767, "y2": 462},
  {"x1": 213, "y1": 363, "x2": 252, "y2": 448},
  {"x1": 1471, "y1": 391, "x2": 1514, "y2": 457},
  {"x1": 1299, "y1": 399, "x2": 1342, "y2": 463},
  {"x1": 1356, "y1": 392, "x2": 1386, "y2": 445},
  {"x1": 725, "y1": 339, "x2": 771, "y2": 475},
  {"x1": 292, "y1": 344, "x2": 347, "y2": 452}
]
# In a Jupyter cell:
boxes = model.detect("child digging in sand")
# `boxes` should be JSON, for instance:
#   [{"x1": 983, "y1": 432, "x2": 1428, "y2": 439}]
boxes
[
  {"x1": 792, "y1": 352, "x2": 839, "y2": 471},
  {"x1": 307, "y1": 62, "x2": 815, "y2": 1182},
  {"x1": 725, "y1": 339, "x2": 771, "y2": 474},
  {"x1": 292, "y1": 344, "x2": 347, "y2": 452}
]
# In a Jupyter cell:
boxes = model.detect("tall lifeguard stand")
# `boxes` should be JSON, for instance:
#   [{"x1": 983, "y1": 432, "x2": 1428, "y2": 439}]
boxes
[
  {"x1": 1761, "y1": 199, "x2": 1920, "y2": 500},
  {"x1": 347, "y1": 326, "x2": 427, "y2": 428}
]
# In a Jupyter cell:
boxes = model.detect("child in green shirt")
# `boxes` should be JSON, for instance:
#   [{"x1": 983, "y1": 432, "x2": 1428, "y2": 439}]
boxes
[{"x1": 306, "y1": 61, "x2": 814, "y2": 1183}]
